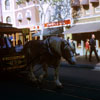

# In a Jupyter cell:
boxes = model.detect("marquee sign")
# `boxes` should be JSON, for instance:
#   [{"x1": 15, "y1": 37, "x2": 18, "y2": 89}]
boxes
[
  {"x1": 30, "y1": 19, "x2": 71, "y2": 30},
  {"x1": 44, "y1": 19, "x2": 71, "y2": 28}
]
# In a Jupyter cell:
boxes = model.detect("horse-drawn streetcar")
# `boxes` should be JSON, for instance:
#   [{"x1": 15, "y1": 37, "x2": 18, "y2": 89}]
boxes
[
  {"x1": 0, "y1": 22, "x2": 76, "y2": 87},
  {"x1": 0, "y1": 22, "x2": 30, "y2": 71}
]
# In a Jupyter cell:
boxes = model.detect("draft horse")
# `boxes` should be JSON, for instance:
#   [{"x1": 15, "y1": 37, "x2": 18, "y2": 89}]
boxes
[{"x1": 23, "y1": 36, "x2": 76, "y2": 87}]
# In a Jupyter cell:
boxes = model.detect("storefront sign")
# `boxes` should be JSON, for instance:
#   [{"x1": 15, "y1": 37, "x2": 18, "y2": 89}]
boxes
[
  {"x1": 44, "y1": 20, "x2": 71, "y2": 28},
  {"x1": 30, "y1": 19, "x2": 71, "y2": 30}
]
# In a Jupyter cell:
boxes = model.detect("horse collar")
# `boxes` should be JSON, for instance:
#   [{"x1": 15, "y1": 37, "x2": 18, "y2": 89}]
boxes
[{"x1": 45, "y1": 37, "x2": 54, "y2": 55}]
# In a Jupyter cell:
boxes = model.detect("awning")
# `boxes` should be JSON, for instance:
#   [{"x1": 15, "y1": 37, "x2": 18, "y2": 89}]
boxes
[
  {"x1": 72, "y1": 0, "x2": 80, "y2": 7},
  {"x1": 90, "y1": 0, "x2": 99, "y2": 2},
  {"x1": 80, "y1": 0, "x2": 89, "y2": 5},
  {"x1": 32, "y1": 27, "x2": 63, "y2": 37},
  {"x1": 63, "y1": 22, "x2": 100, "y2": 34}
]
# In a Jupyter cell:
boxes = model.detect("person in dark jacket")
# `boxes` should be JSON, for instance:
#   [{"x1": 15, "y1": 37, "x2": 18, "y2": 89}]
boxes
[
  {"x1": 89, "y1": 34, "x2": 99, "y2": 62},
  {"x1": 70, "y1": 39, "x2": 79, "y2": 56}
]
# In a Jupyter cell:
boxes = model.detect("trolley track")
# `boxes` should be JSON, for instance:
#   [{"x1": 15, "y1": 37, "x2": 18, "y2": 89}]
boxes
[
  {"x1": 35, "y1": 80, "x2": 100, "y2": 100},
  {"x1": 14, "y1": 71, "x2": 100, "y2": 100},
  {"x1": 18, "y1": 77, "x2": 100, "y2": 100},
  {"x1": 0, "y1": 69, "x2": 100, "y2": 100}
]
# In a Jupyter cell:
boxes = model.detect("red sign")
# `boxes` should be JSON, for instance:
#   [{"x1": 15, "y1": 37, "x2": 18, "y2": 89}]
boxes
[{"x1": 44, "y1": 19, "x2": 71, "y2": 28}]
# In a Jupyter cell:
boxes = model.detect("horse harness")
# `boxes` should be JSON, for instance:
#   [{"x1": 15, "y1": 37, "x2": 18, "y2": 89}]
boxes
[{"x1": 43, "y1": 37, "x2": 61, "y2": 58}]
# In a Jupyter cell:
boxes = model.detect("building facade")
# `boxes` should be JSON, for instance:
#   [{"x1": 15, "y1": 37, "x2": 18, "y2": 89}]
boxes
[
  {"x1": 72, "y1": 0, "x2": 100, "y2": 41},
  {"x1": 1, "y1": 0, "x2": 15, "y2": 25},
  {"x1": 1, "y1": 0, "x2": 40, "y2": 40},
  {"x1": 0, "y1": 0, "x2": 3, "y2": 22},
  {"x1": 64, "y1": 0, "x2": 100, "y2": 55},
  {"x1": 14, "y1": 0, "x2": 40, "y2": 30},
  {"x1": 1, "y1": 0, "x2": 72, "y2": 40}
]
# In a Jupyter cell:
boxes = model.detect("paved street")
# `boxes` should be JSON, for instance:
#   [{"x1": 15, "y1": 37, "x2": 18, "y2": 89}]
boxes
[
  {"x1": 62, "y1": 55, "x2": 100, "y2": 69},
  {"x1": 0, "y1": 57, "x2": 100, "y2": 100}
]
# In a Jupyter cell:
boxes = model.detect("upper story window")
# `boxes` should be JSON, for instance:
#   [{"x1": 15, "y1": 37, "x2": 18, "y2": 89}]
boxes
[
  {"x1": 5, "y1": 0, "x2": 10, "y2": 10},
  {"x1": 26, "y1": 10, "x2": 31, "y2": 24},
  {"x1": 17, "y1": 13, "x2": 23, "y2": 23},
  {"x1": 94, "y1": 2, "x2": 100, "y2": 13},
  {"x1": 26, "y1": 10, "x2": 31, "y2": 20},
  {"x1": 6, "y1": 16, "x2": 11, "y2": 23}
]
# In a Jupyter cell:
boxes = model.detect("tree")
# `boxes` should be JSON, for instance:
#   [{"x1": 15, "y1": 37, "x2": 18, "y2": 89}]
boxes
[{"x1": 16, "y1": 0, "x2": 71, "y2": 40}]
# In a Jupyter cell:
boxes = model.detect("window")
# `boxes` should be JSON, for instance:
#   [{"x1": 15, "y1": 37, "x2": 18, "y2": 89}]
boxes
[
  {"x1": 5, "y1": 0, "x2": 10, "y2": 10},
  {"x1": 83, "y1": 5, "x2": 90, "y2": 15},
  {"x1": 26, "y1": 10, "x2": 31, "y2": 24},
  {"x1": 17, "y1": 13, "x2": 23, "y2": 23},
  {"x1": 26, "y1": 10, "x2": 31, "y2": 20},
  {"x1": 94, "y1": 2, "x2": 100, "y2": 13},
  {"x1": 95, "y1": 6, "x2": 100, "y2": 13},
  {"x1": 6, "y1": 16, "x2": 11, "y2": 23}
]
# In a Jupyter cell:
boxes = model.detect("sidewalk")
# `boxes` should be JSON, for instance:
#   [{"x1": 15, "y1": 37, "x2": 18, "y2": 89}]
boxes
[
  {"x1": 76, "y1": 55, "x2": 100, "y2": 65},
  {"x1": 61, "y1": 55, "x2": 100, "y2": 69}
]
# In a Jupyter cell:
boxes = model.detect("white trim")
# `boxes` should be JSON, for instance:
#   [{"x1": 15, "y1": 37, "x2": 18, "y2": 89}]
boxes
[
  {"x1": 78, "y1": 14, "x2": 100, "y2": 20},
  {"x1": 73, "y1": 21, "x2": 100, "y2": 26},
  {"x1": 15, "y1": 4, "x2": 39, "y2": 12}
]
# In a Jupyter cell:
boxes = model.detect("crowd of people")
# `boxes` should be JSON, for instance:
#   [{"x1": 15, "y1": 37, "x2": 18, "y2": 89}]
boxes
[
  {"x1": 0, "y1": 33, "x2": 100, "y2": 62},
  {"x1": 67, "y1": 34, "x2": 100, "y2": 62}
]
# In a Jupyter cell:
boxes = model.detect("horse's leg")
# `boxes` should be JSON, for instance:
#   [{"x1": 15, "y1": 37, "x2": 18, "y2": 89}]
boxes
[
  {"x1": 54, "y1": 66, "x2": 62, "y2": 87},
  {"x1": 29, "y1": 64, "x2": 37, "y2": 82},
  {"x1": 39, "y1": 64, "x2": 48, "y2": 81}
]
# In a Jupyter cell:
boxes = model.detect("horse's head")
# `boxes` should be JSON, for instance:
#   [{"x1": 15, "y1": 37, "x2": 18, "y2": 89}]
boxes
[{"x1": 61, "y1": 40, "x2": 76, "y2": 65}]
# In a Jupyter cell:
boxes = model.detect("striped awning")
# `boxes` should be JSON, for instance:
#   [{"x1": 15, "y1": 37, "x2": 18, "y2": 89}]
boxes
[
  {"x1": 80, "y1": 0, "x2": 89, "y2": 5},
  {"x1": 90, "y1": 0, "x2": 99, "y2": 2},
  {"x1": 72, "y1": 0, "x2": 80, "y2": 7}
]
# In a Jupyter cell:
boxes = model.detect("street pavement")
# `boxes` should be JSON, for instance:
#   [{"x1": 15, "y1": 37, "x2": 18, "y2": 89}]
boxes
[
  {"x1": 0, "y1": 55, "x2": 100, "y2": 100},
  {"x1": 61, "y1": 55, "x2": 100, "y2": 69}
]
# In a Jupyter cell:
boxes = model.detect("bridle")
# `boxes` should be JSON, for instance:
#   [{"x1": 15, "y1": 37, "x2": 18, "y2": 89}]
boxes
[{"x1": 63, "y1": 42, "x2": 74, "y2": 58}]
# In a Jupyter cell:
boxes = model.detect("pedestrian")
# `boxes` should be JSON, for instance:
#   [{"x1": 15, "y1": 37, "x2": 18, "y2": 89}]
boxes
[
  {"x1": 85, "y1": 39, "x2": 90, "y2": 59},
  {"x1": 70, "y1": 39, "x2": 78, "y2": 56},
  {"x1": 0, "y1": 34, "x2": 6, "y2": 48},
  {"x1": 67, "y1": 37, "x2": 70, "y2": 43},
  {"x1": 15, "y1": 40, "x2": 23, "y2": 53},
  {"x1": 67, "y1": 37, "x2": 72, "y2": 47},
  {"x1": 89, "y1": 34, "x2": 99, "y2": 62}
]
